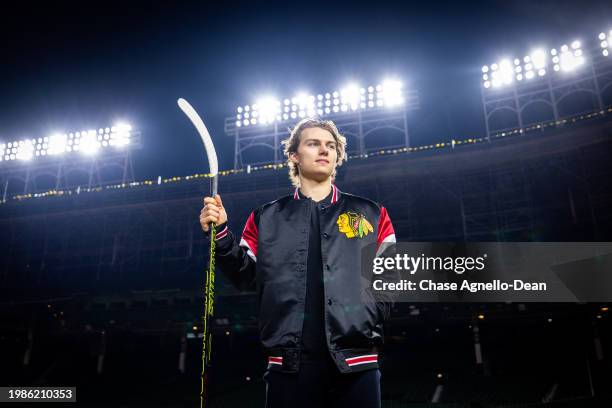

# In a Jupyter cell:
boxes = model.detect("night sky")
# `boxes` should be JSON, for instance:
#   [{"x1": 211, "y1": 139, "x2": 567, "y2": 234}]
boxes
[{"x1": 1, "y1": 0, "x2": 611, "y2": 179}]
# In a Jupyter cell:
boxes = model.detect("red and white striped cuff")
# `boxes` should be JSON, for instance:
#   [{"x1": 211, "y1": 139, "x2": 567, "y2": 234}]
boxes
[
  {"x1": 215, "y1": 225, "x2": 229, "y2": 240},
  {"x1": 268, "y1": 356, "x2": 283, "y2": 366},
  {"x1": 346, "y1": 354, "x2": 378, "y2": 367}
]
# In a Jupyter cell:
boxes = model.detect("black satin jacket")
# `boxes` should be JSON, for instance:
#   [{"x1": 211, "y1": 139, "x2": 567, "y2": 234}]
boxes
[{"x1": 214, "y1": 185, "x2": 396, "y2": 373}]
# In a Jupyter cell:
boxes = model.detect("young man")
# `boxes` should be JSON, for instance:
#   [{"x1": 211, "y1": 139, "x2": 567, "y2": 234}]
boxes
[{"x1": 200, "y1": 118, "x2": 396, "y2": 407}]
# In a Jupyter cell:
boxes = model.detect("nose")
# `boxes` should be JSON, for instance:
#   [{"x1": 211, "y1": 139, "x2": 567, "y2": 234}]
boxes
[{"x1": 319, "y1": 144, "x2": 330, "y2": 155}]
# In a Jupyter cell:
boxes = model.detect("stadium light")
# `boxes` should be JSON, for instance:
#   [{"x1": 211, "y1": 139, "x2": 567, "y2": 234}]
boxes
[
  {"x1": 530, "y1": 49, "x2": 547, "y2": 78},
  {"x1": 254, "y1": 97, "x2": 280, "y2": 126},
  {"x1": 340, "y1": 83, "x2": 361, "y2": 111},
  {"x1": 234, "y1": 79, "x2": 407, "y2": 127},
  {"x1": 16, "y1": 140, "x2": 34, "y2": 161},
  {"x1": 551, "y1": 40, "x2": 584, "y2": 72},
  {"x1": 295, "y1": 92, "x2": 316, "y2": 118},
  {"x1": 484, "y1": 53, "x2": 547, "y2": 87},
  {"x1": 78, "y1": 130, "x2": 100, "y2": 155},
  {"x1": 483, "y1": 38, "x2": 589, "y2": 89},
  {"x1": 381, "y1": 79, "x2": 404, "y2": 107},
  {"x1": 48, "y1": 133, "x2": 67, "y2": 155},
  {"x1": 110, "y1": 123, "x2": 131, "y2": 147},
  {"x1": 499, "y1": 59, "x2": 514, "y2": 85},
  {"x1": 482, "y1": 59, "x2": 514, "y2": 88},
  {"x1": 0, "y1": 123, "x2": 132, "y2": 163},
  {"x1": 600, "y1": 29, "x2": 612, "y2": 56}
]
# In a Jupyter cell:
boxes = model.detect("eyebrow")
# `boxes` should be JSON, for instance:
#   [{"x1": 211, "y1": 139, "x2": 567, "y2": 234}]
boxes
[{"x1": 303, "y1": 138, "x2": 336, "y2": 144}]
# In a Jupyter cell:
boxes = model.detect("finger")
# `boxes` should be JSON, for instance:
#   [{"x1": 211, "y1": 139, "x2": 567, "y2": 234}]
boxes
[
  {"x1": 215, "y1": 194, "x2": 223, "y2": 208},
  {"x1": 200, "y1": 208, "x2": 221, "y2": 217},
  {"x1": 201, "y1": 212, "x2": 218, "y2": 221},
  {"x1": 204, "y1": 197, "x2": 216, "y2": 205},
  {"x1": 202, "y1": 204, "x2": 219, "y2": 213},
  {"x1": 201, "y1": 215, "x2": 218, "y2": 226},
  {"x1": 203, "y1": 212, "x2": 219, "y2": 221}
]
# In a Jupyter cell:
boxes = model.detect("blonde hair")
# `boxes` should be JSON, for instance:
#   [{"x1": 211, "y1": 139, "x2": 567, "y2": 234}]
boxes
[{"x1": 281, "y1": 118, "x2": 347, "y2": 187}]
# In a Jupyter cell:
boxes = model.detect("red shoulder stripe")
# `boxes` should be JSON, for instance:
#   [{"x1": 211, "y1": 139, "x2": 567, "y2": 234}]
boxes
[
  {"x1": 240, "y1": 211, "x2": 258, "y2": 258},
  {"x1": 377, "y1": 206, "x2": 396, "y2": 250}
]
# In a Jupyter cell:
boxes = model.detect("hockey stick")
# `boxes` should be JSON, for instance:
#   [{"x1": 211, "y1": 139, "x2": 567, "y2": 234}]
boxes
[{"x1": 177, "y1": 98, "x2": 219, "y2": 408}]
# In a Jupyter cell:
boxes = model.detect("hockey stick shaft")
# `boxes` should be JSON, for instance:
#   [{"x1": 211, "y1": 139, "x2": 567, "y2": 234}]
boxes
[{"x1": 177, "y1": 98, "x2": 219, "y2": 408}]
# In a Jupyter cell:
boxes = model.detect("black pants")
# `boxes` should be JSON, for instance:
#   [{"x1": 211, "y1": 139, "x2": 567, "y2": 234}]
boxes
[{"x1": 263, "y1": 357, "x2": 381, "y2": 408}]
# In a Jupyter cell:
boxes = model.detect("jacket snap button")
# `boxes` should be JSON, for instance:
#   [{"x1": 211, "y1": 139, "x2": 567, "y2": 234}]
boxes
[
  {"x1": 327, "y1": 298, "x2": 333, "y2": 306},
  {"x1": 322, "y1": 232, "x2": 329, "y2": 239}
]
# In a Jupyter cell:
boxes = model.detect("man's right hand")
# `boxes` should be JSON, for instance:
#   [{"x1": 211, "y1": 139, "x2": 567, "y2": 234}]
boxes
[{"x1": 200, "y1": 194, "x2": 228, "y2": 233}]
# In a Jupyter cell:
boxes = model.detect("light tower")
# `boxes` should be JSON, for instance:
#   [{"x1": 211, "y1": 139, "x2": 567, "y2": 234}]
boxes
[
  {"x1": 480, "y1": 31, "x2": 612, "y2": 141},
  {"x1": 0, "y1": 123, "x2": 141, "y2": 200},
  {"x1": 225, "y1": 79, "x2": 419, "y2": 169}
]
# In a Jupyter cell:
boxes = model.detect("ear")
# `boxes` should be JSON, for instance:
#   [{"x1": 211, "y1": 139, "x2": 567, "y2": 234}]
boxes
[{"x1": 289, "y1": 151, "x2": 300, "y2": 165}]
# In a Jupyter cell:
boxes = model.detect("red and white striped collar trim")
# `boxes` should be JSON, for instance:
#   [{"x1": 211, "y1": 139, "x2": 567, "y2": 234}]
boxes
[
  {"x1": 293, "y1": 184, "x2": 339, "y2": 204},
  {"x1": 345, "y1": 354, "x2": 378, "y2": 367}
]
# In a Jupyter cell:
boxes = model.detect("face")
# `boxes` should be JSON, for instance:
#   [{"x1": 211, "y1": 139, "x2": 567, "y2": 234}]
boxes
[
  {"x1": 336, "y1": 213, "x2": 356, "y2": 238},
  {"x1": 291, "y1": 127, "x2": 338, "y2": 183}
]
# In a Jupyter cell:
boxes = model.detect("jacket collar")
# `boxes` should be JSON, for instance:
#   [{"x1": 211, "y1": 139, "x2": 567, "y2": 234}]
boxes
[{"x1": 293, "y1": 183, "x2": 340, "y2": 204}]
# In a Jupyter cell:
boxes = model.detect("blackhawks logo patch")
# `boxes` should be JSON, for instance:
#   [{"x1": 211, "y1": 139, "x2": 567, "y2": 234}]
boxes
[{"x1": 336, "y1": 211, "x2": 374, "y2": 239}]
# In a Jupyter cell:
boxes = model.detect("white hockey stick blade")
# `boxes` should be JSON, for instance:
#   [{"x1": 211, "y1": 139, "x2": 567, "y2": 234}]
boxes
[{"x1": 177, "y1": 98, "x2": 219, "y2": 177}]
